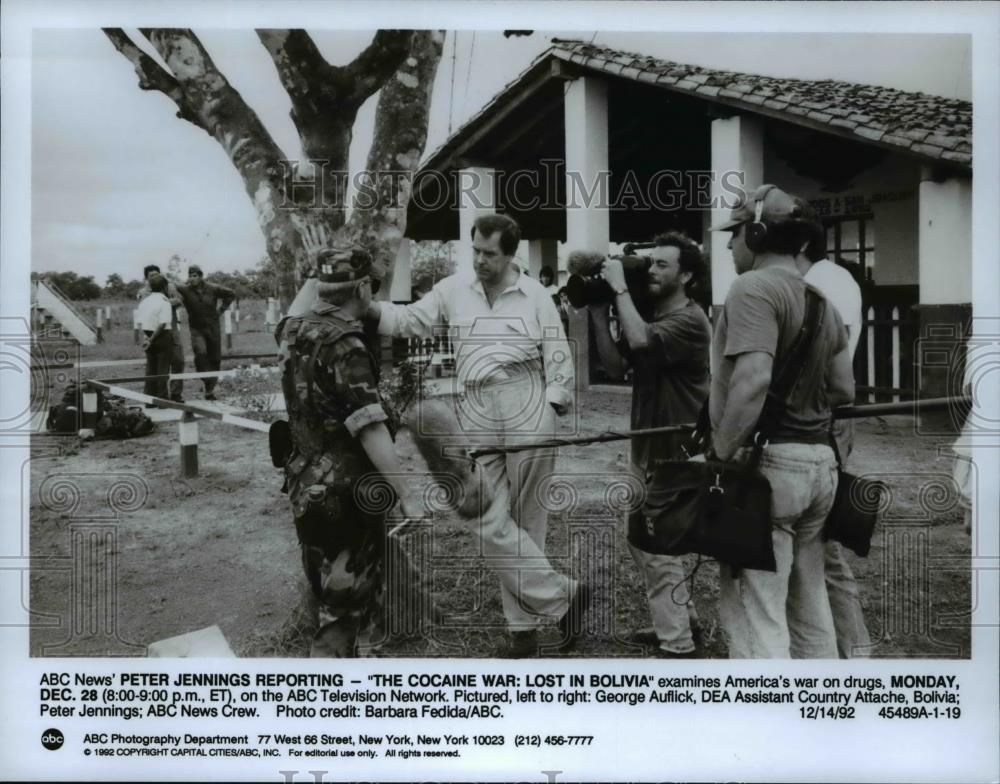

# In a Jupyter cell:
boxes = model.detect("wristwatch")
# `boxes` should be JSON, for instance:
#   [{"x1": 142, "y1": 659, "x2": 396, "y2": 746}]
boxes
[{"x1": 612, "y1": 285, "x2": 628, "y2": 297}]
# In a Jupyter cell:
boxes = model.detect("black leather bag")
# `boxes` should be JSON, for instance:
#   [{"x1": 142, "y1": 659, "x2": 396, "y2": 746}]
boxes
[
  {"x1": 626, "y1": 288, "x2": 827, "y2": 573},
  {"x1": 823, "y1": 433, "x2": 886, "y2": 557},
  {"x1": 627, "y1": 458, "x2": 776, "y2": 571}
]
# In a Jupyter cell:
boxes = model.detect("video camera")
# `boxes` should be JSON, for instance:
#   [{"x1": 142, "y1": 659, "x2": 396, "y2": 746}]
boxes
[{"x1": 564, "y1": 242, "x2": 656, "y2": 309}]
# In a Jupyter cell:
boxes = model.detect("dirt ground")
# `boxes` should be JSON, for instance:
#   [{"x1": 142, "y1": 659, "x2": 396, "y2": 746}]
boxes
[{"x1": 28, "y1": 304, "x2": 972, "y2": 659}]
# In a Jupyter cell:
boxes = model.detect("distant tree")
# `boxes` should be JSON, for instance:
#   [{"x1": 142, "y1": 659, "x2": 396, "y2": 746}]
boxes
[
  {"x1": 104, "y1": 273, "x2": 127, "y2": 297},
  {"x1": 122, "y1": 279, "x2": 144, "y2": 299},
  {"x1": 246, "y1": 255, "x2": 280, "y2": 299},
  {"x1": 166, "y1": 254, "x2": 187, "y2": 281},
  {"x1": 37, "y1": 270, "x2": 102, "y2": 300},
  {"x1": 410, "y1": 241, "x2": 455, "y2": 295},
  {"x1": 204, "y1": 270, "x2": 256, "y2": 300}
]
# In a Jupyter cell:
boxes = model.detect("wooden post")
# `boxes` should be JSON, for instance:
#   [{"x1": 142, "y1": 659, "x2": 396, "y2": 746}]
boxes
[
  {"x1": 80, "y1": 388, "x2": 99, "y2": 438},
  {"x1": 179, "y1": 412, "x2": 199, "y2": 478},
  {"x1": 224, "y1": 310, "x2": 233, "y2": 349},
  {"x1": 95, "y1": 307, "x2": 104, "y2": 343},
  {"x1": 133, "y1": 309, "x2": 140, "y2": 345}
]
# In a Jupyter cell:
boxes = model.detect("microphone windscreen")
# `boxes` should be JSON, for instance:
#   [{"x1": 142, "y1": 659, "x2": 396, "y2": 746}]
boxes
[{"x1": 567, "y1": 250, "x2": 606, "y2": 277}]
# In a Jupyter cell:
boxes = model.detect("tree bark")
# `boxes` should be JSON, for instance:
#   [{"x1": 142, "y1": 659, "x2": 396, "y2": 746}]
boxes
[
  {"x1": 105, "y1": 28, "x2": 443, "y2": 306},
  {"x1": 350, "y1": 30, "x2": 446, "y2": 292}
]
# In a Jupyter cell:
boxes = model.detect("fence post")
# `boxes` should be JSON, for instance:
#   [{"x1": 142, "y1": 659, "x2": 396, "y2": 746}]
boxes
[
  {"x1": 866, "y1": 306, "x2": 876, "y2": 404},
  {"x1": 179, "y1": 412, "x2": 199, "y2": 478},
  {"x1": 891, "y1": 306, "x2": 901, "y2": 402},
  {"x1": 80, "y1": 387, "x2": 99, "y2": 437},
  {"x1": 95, "y1": 307, "x2": 104, "y2": 343},
  {"x1": 133, "y1": 309, "x2": 140, "y2": 345},
  {"x1": 224, "y1": 310, "x2": 233, "y2": 350}
]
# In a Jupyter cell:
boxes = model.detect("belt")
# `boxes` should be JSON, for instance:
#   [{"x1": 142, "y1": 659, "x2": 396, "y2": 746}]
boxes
[
  {"x1": 754, "y1": 434, "x2": 832, "y2": 446},
  {"x1": 462, "y1": 358, "x2": 544, "y2": 391}
]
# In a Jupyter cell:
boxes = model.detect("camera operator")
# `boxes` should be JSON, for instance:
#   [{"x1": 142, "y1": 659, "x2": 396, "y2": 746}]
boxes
[{"x1": 588, "y1": 232, "x2": 711, "y2": 657}]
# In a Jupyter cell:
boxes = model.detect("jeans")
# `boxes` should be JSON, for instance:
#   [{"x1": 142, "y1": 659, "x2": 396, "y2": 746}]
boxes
[
  {"x1": 168, "y1": 330, "x2": 185, "y2": 400},
  {"x1": 190, "y1": 324, "x2": 222, "y2": 393},
  {"x1": 719, "y1": 442, "x2": 839, "y2": 659},
  {"x1": 826, "y1": 417, "x2": 872, "y2": 658},
  {"x1": 825, "y1": 541, "x2": 872, "y2": 658},
  {"x1": 627, "y1": 543, "x2": 696, "y2": 653},
  {"x1": 143, "y1": 331, "x2": 172, "y2": 400},
  {"x1": 456, "y1": 374, "x2": 574, "y2": 631}
]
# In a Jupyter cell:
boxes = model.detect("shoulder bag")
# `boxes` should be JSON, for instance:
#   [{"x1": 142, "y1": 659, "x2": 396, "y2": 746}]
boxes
[{"x1": 627, "y1": 287, "x2": 826, "y2": 572}]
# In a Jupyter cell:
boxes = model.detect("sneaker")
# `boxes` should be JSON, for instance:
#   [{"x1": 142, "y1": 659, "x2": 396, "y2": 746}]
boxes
[
  {"x1": 628, "y1": 622, "x2": 703, "y2": 651},
  {"x1": 556, "y1": 582, "x2": 592, "y2": 651},
  {"x1": 170, "y1": 396, "x2": 186, "y2": 404},
  {"x1": 496, "y1": 630, "x2": 539, "y2": 659},
  {"x1": 626, "y1": 627, "x2": 658, "y2": 648},
  {"x1": 204, "y1": 391, "x2": 218, "y2": 401}
]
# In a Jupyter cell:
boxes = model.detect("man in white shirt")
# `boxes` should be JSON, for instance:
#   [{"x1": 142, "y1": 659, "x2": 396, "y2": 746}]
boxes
[
  {"x1": 798, "y1": 222, "x2": 871, "y2": 658},
  {"x1": 367, "y1": 214, "x2": 586, "y2": 657},
  {"x1": 138, "y1": 264, "x2": 186, "y2": 402},
  {"x1": 136, "y1": 274, "x2": 174, "y2": 404}
]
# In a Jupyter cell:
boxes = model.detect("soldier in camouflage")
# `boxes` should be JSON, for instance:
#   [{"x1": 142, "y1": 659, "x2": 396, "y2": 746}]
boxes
[{"x1": 275, "y1": 246, "x2": 425, "y2": 657}]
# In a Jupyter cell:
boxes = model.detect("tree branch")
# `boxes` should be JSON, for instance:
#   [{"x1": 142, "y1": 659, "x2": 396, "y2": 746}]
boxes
[
  {"x1": 256, "y1": 29, "x2": 334, "y2": 111},
  {"x1": 102, "y1": 28, "x2": 190, "y2": 119},
  {"x1": 341, "y1": 29, "x2": 413, "y2": 110}
]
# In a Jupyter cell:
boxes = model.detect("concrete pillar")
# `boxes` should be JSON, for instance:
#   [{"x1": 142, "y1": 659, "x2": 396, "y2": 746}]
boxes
[
  {"x1": 564, "y1": 76, "x2": 610, "y2": 391},
  {"x1": 564, "y1": 76, "x2": 610, "y2": 256},
  {"x1": 914, "y1": 174, "x2": 973, "y2": 431},
  {"x1": 528, "y1": 238, "x2": 558, "y2": 279},
  {"x1": 389, "y1": 239, "x2": 413, "y2": 301},
  {"x1": 457, "y1": 167, "x2": 495, "y2": 275},
  {"x1": 709, "y1": 115, "x2": 764, "y2": 310}
]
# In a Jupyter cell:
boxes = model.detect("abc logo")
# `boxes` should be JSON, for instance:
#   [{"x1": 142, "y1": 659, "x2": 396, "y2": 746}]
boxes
[{"x1": 41, "y1": 728, "x2": 64, "y2": 751}]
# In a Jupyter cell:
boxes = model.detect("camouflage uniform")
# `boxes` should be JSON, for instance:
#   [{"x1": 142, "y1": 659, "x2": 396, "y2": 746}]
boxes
[{"x1": 277, "y1": 299, "x2": 398, "y2": 657}]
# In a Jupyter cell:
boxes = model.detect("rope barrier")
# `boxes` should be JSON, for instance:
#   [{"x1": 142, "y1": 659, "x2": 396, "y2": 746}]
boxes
[
  {"x1": 32, "y1": 352, "x2": 279, "y2": 372},
  {"x1": 467, "y1": 395, "x2": 972, "y2": 458},
  {"x1": 84, "y1": 379, "x2": 271, "y2": 433},
  {"x1": 95, "y1": 367, "x2": 280, "y2": 384}
]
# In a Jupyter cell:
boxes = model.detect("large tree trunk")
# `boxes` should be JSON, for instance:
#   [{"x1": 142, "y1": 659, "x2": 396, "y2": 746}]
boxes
[
  {"x1": 351, "y1": 31, "x2": 446, "y2": 294},
  {"x1": 104, "y1": 28, "x2": 440, "y2": 307}
]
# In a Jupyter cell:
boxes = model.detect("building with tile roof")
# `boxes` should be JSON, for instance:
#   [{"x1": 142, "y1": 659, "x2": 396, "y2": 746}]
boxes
[{"x1": 395, "y1": 39, "x2": 972, "y2": 417}]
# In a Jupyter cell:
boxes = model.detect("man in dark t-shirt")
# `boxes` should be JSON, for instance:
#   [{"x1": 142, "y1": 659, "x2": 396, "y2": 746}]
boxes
[
  {"x1": 590, "y1": 232, "x2": 711, "y2": 657},
  {"x1": 708, "y1": 184, "x2": 855, "y2": 659}
]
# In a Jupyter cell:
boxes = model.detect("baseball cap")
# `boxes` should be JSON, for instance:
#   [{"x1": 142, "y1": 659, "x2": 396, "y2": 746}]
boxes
[{"x1": 709, "y1": 184, "x2": 808, "y2": 232}]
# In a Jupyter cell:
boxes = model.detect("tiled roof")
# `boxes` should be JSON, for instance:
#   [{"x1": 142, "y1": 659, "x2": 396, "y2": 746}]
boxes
[{"x1": 549, "y1": 39, "x2": 972, "y2": 169}]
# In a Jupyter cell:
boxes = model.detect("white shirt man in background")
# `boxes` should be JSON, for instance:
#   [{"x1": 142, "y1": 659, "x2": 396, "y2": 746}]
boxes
[
  {"x1": 798, "y1": 220, "x2": 871, "y2": 659},
  {"x1": 136, "y1": 273, "x2": 174, "y2": 405}
]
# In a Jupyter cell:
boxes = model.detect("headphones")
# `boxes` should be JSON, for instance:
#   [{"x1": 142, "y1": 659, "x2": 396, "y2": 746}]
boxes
[{"x1": 744, "y1": 184, "x2": 777, "y2": 253}]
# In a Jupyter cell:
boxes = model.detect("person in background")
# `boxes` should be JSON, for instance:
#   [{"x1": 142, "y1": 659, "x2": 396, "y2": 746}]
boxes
[
  {"x1": 797, "y1": 221, "x2": 871, "y2": 659},
  {"x1": 138, "y1": 264, "x2": 185, "y2": 402},
  {"x1": 136, "y1": 274, "x2": 174, "y2": 406},
  {"x1": 176, "y1": 265, "x2": 234, "y2": 401}
]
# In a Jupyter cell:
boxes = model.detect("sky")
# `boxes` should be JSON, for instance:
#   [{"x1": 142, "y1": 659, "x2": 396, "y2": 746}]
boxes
[{"x1": 29, "y1": 18, "x2": 972, "y2": 285}]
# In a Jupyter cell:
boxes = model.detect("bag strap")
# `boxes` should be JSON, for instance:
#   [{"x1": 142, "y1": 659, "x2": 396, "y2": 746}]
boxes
[
  {"x1": 686, "y1": 285, "x2": 825, "y2": 464},
  {"x1": 828, "y1": 421, "x2": 845, "y2": 469},
  {"x1": 746, "y1": 286, "x2": 826, "y2": 468}
]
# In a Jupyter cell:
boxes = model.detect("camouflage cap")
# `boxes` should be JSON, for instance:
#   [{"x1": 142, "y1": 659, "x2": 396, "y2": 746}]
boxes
[{"x1": 316, "y1": 248, "x2": 373, "y2": 284}]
